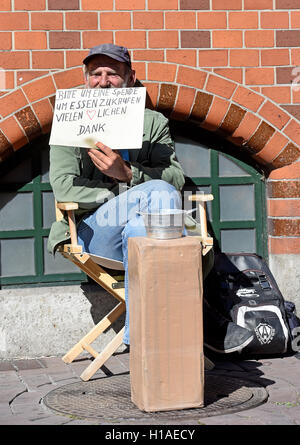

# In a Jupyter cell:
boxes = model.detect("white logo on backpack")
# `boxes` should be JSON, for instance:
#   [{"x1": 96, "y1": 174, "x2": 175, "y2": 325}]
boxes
[{"x1": 255, "y1": 323, "x2": 275, "y2": 345}]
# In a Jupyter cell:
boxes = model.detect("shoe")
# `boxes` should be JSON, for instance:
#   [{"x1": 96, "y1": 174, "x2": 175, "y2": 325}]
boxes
[{"x1": 203, "y1": 298, "x2": 254, "y2": 354}]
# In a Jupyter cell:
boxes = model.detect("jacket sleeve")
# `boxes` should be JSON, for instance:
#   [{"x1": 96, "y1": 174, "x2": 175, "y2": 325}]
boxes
[
  {"x1": 129, "y1": 110, "x2": 185, "y2": 191},
  {"x1": 49, "y1": 144, "x2": 120, "y2": 210}
]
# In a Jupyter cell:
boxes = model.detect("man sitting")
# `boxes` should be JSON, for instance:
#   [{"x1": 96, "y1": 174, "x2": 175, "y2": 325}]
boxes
[
  {"x1": 48, "y1": 43, "x2": 253, "y2": 354},
  {"x1": 48, "y1": 43, "x2": 186, "y2": 347}
]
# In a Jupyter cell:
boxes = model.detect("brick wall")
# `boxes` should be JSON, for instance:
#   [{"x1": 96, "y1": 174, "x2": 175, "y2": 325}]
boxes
[{"x1": 0, "y1": 0, "x2": 299, "y2": 254}]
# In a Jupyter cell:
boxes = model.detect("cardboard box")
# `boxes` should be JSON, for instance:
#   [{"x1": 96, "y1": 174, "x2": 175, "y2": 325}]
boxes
[{"x1": 128, "y1": 236, "x2": 204, "y2": 412}]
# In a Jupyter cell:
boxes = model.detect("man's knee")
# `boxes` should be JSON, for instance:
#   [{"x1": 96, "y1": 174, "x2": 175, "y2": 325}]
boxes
[
  {"x1": 145, "y1": 180, "x2": 181, "y2": 210},
  {"x1": 147, "y1": 179, "x2": 177, "y2": 193}
]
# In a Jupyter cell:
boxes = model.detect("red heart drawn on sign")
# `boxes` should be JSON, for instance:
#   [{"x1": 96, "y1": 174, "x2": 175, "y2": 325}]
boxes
[{"x1": 86, "y1": 110, "x2": 96, "y2": 120}]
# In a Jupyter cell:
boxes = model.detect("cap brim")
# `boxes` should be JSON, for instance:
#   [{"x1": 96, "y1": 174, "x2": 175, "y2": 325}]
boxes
[{"x1": 83, "y1": 51, "x2": 131, "y2": 67}]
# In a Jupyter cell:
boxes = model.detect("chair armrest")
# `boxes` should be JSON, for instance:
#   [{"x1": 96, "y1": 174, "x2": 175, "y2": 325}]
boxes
[
  {"x1": 188, "y1": 193, "x2": 213, "y2": 203},
  {"x1": 56, "y1": 202, "x2": 79, "y2": 211}
]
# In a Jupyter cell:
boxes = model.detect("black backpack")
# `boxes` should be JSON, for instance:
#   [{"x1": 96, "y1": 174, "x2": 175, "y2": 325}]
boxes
[{"x1": 204, "y1": 252, "x2": 296, "y2": 356}]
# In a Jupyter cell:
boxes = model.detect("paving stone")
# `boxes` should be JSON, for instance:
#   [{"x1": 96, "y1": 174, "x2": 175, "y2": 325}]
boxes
[
  {"x1": 0, "y1": 371, "x2": 21, "y2": 383},
  {"x1": 116, "y1": 352, "x2": 130, "y2": 369},
  {"x1": 0, "y1": 403, "x2": 12, "y2": 417},
  {"x1": 11, "y1": 391, "x2": 43, "y2": 406},
  {"x1": 47, "y1": 374, "x2": 79, "y2": 384},
  {"x1": 19, "y1": 374, "x2": 52, "y2": 392},
  {"x1": 198, "y1": 414, "x2": 264, "y2": 425},
  {"x1": 0, "y1": 389, "x2": 27, "y2": 403},
  {"x1": 0, "y1": 362, "x2": 15, "y2": 371},
  {"x1": 102, "y1": 355, "x2": 130, "y2": 374},
  {"x1": 243, "y1": 404, "x2": 297, "y2": 425},
  {"x1": 0, "y1": 416, "x2": 36, "y2": 425},
  {"x1": 0, "y1": 378, "x2": 26, "y2": 389},
  {"x1": 236, "y1": 361, "x2": 265, "y2": 374},
  {"x1": 63, "y1": 418, "x2": 101, "y2": 425},
  {"x1": 212, "y1": 361, "x2": 245, "y2": 372},
  {"x1": 17, "y1": 368, "x2": 56, "y2": 377},
  {"x1": 67, "y1": 358, "x2": 91, "y2": 368},
  {"x1": 28, "y1": 415, "x2": 71, "y2": 425},
  {"x1": 13, "y1": 359, "x2": 44, "y2": 370},
  {"x1": 67, "y1": 359, "x2": 107, "y2": 378},
  {"x1": 38, "y1": 357, "x2": 68, "y2": 370},
  {"x1": 10, "y1": 402, "x2": 45, "y2": 416},
  {"x1": 268, "y1": 386, "x2": 298, "y2": 404}
]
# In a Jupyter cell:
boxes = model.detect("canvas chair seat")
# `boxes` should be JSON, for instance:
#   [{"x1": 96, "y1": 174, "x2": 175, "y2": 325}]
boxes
[{"x1": 88, "y1": 253, "x2": 124, "y2": 271}]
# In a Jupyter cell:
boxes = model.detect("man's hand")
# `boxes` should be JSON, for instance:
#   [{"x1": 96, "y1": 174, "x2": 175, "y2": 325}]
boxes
[{"x1": 87, "y1": 142, "x2": 132, "y2": 183}]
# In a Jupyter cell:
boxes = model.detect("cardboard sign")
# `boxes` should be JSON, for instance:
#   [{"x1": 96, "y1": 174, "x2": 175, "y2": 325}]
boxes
[{"x1": 49, "y1": 87, "x2": 146, "y2": 149}]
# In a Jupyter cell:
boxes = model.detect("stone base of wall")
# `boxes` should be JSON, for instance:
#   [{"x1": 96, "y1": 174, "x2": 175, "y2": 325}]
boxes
[
  {"x1": 269, "y1": 254, "x2": 300, "y2": 313},
  {"x1": 0, "y1": 283, "x2": 125, "y2": 360}
]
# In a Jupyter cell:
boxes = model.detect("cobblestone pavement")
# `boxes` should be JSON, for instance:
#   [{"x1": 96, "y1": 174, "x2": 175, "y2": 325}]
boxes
[{"x1": 0, "y1": 350, "x2": 299, "y2": 426}]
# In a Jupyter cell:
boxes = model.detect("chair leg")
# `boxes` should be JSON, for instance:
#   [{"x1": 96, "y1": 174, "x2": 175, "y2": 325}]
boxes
[
  {"x1": 62, "y1": 301, "x2": 126, "y2": 364},
  {"x1": 80, "y1": 327, "x2": 125, "y2": 381},
  {"x1": 58, "y1": 250, "x2": 126, "y2": 379}
]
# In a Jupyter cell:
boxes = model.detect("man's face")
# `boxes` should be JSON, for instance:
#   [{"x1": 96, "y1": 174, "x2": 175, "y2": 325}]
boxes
[{"x1": 84, "y1": 55, "x2": 136, "y2": 89}]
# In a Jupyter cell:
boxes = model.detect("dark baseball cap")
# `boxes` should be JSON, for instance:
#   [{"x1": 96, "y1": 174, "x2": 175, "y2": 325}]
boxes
[{"x1": 83, "y1": 43, "x2": 132, "y2": 68}]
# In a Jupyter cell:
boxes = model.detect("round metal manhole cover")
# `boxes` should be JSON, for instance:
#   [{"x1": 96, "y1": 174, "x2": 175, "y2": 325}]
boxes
[{"x1": 42, "y1": 373, "x2": 268, "y2": 422}]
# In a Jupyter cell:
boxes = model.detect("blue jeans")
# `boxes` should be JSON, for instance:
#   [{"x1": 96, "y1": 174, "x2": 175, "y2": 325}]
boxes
[{"x1": 77, "y1": 179, "x2": 183, "y2": 345}]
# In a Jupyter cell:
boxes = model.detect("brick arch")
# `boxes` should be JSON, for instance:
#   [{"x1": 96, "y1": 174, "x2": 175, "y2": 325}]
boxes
[{"x1": 0, "y1": 65, "x2": 299, "y2": 171}]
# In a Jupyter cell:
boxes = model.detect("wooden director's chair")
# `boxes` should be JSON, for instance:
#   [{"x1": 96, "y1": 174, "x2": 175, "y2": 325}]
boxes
[{"x1": 55, "y1": 193, "x2": 213, "y2": 381}]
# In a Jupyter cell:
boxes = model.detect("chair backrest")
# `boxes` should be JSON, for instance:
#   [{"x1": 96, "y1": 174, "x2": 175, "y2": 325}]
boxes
[{"x1": 55, "y1": 199, "x2": 124, "y2": 270}]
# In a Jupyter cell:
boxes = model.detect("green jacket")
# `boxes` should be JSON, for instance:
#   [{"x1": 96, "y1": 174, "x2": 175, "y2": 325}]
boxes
[{"x1": 47, "y1": 108, "x2": 185, "y2": 254}]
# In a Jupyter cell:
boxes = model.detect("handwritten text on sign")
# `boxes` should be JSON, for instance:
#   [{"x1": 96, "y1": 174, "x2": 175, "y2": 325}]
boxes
[{"x1": 49, "y1": 87, "x2": 146, "y2": 149}]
